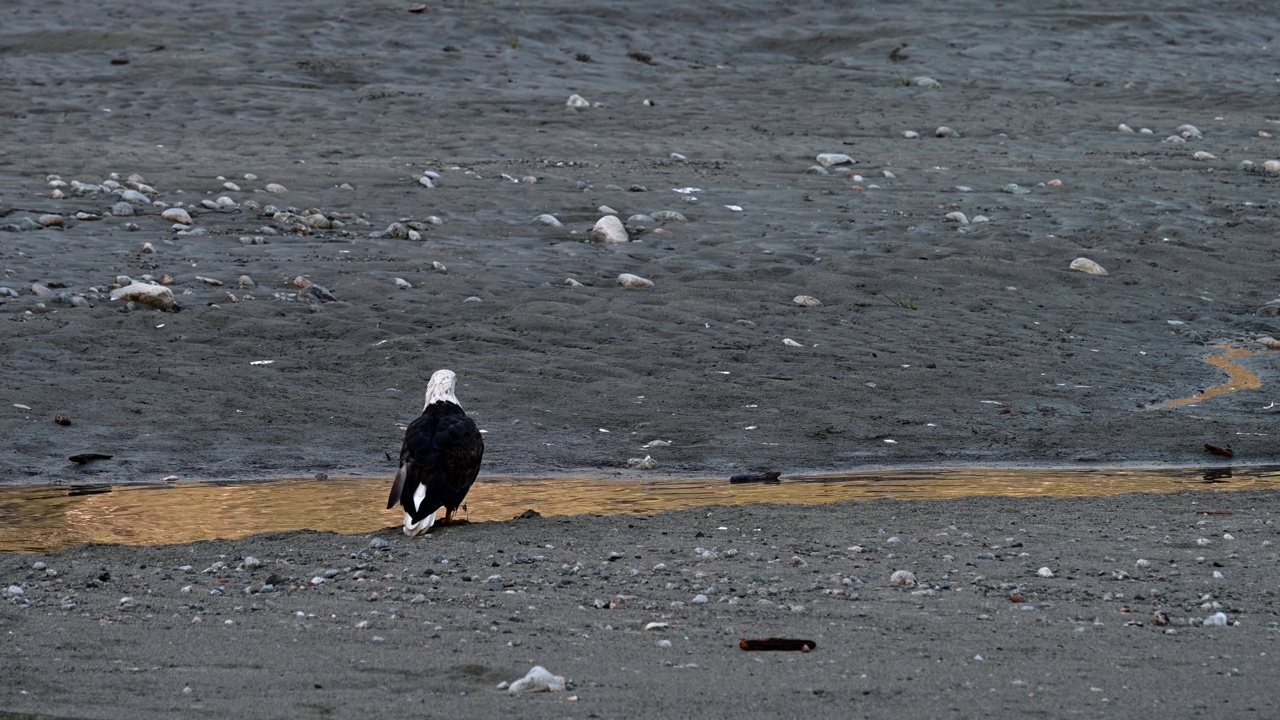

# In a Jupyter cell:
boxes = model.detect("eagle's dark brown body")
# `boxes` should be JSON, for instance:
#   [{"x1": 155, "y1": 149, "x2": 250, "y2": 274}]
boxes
[{"x1": 387, "y1": 398, "x2": 483, "y2": 534}]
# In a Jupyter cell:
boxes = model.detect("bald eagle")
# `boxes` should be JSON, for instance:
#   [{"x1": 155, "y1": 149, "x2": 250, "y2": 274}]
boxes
[{"x1": 387, "y1": 369, "x2": 484, "y2": 535}]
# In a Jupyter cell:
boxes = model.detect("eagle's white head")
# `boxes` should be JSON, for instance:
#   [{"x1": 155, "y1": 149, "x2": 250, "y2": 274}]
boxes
[{"x1": 424, "y1": 369, "x2": 460, "y2": 409}]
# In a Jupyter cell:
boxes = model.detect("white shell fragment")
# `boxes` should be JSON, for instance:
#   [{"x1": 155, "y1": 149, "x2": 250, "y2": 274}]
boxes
[
  {"x1": 508, "y1": 666, "x2": 566, "y2": 694},
  {"x1": 110, "y1": 281, "x2": 175, "y2": 310},
  {"x1": 589, "y1": 215, "x2": 629, "y2": 243},
  {"x1": 889, "y1": 570, "x2": 917, "y2": 587},
  {"x1": 617, "y1": 273, "x2": 654, "y2": 289},
  {"x1": 792, "y1": 295, "x2": 822, "y2": 307},
  {"x1": 816, "y1": 153, "x2": 854, "y2": 168},
  {"x1": 1069, "y1": 257, "x2": 1108, "y2": 276}
]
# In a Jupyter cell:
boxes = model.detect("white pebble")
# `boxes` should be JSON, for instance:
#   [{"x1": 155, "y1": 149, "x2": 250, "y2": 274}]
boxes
[
  {"x1": 902, "y1": 130, "x2": 920, "y2": 139},
  {"x1": 1176, "y1": 124, "x2": 1203, "y2": 140},
  {"x1": 1037, "y1": 567, "x2": 1054, "y2": 578},
  {"x1": 264, "y1": 183, "x2": 287, "y2": 194},
  {"x1": 782, "y1": 338, "x2": 803, "y2": 347},
  {"x1": 617, "y1": 273, "x2": 653, "y2": 289},
  {"x1": 1069, "y1": 257, "x2": 1108, "y2": 276},
  {"x1": 691, "y1": 594, "x2": 709, "y2": 604},
  {"x1": 935, "y1": 126, "x2": 960, "y2": 138},
  {"x1": 1205, "y1": 612, "x2": 1229, "y2": 626},
  {"x1": 508, "y1": 666, "x2": 566, "y2": 693},
  {"x1": 793, "y1": 295, "x2": 822, "y2": 307},
  {"x1": 566, "y1": 94, "x2": 591, "y2": 108},
  {"x1": 815, "y1": 153, "x2": 855, "y2": 168},
  {"x1": 912, "y1": 76, "x2": 941, "y2": 88},
  {"x1": 161, "y1": 208, "x2": 193, "y2": 225},
  {"x1": 418, "y1": 175, "x2": 435, "y2": 188},
  {"x1": 889, "y1": 570, "x2": 917, "y2": 587},
  {"x1": 394, "y1": 277, "x2": 413, "y2": 289},
  {"x1": 536, "y1": 214, "x2": 563, "y2": 227},
  {"x1": 1262, "y1": 160, "x2": 1280, "y2": 174},
  {"x1": 657, "y1": 639, "x2": 672, "y2": 648},
  {"x1": 1192, "y1": 150, "x2": 1217, "y2": 161},
  {"x1": 944, "y1": 211, "x2": 969, "y2": 224},
  {"x1": 1118, "y1": 123, "x2": 1134, "y2": 133},
  {"x1": 589, "y1": 215, "x2": 629, "y2": 243},
  {"x1": 110, "y1": 281, "x2": 175, "y2": 310}
]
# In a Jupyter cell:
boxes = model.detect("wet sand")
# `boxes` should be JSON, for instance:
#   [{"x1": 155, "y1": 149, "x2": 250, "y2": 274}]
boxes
[{"x1": 3, "y1": 0, "x2": 1280, "y2": 716}]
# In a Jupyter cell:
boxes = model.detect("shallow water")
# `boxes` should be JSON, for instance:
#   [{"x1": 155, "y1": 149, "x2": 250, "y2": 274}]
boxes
[{"x1": 2, "y1": 465, "x2": 1276, "y2": 553}]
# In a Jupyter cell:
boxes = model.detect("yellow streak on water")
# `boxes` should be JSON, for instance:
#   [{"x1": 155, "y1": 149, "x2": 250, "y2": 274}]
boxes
[
  {"x1": 1151, "y1": 345, "x2": 1267, "y2": 409},
  {"x1": 2, "y1": 466, "x2": 1278, "y2": 553}
]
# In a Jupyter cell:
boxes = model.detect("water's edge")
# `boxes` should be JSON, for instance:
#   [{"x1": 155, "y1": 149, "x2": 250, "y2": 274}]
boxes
[{"x1": 2, "y1": 465, "x2": 1277, "y2": 553}]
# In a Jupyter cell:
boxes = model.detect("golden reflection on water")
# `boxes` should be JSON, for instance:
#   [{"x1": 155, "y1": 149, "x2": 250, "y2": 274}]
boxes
[
  {"x1": 1151, "y1": 344, "x2": 1267, "y2": 409},
  {"x1": 3, "y1": 466, "x2": 1280, "y2": 553}
]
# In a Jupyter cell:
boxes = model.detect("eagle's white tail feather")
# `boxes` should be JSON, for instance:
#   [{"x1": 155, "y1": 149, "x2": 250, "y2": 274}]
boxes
[{"x1": 404, "y1": 509, "x2": 436, "y2": 536}]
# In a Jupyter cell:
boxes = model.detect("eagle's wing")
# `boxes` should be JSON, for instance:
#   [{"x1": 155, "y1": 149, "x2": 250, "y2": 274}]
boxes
[{"x1": 391, "y1": 409, "x2": 483, "y2": 513}]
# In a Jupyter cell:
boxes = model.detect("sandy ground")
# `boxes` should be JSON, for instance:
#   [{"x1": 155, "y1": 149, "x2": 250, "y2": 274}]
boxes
[{"x1": 3, "y1": 0, "x2": 1280, "y2": 716}]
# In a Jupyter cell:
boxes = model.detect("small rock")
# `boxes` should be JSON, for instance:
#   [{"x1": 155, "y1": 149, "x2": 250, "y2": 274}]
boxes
[
  {"x1": 815, "y1": 153, "x2": 855, "y2": 168},
  {"x1": 1001, "y1": 183, "x2": 1030, "y2": 194},
  {"x1": 650, "y1": 210, "x2": 687, "y2": 222},
  {"x1": 617, "y1": 273, "x2": 653, "y2": 289},
  {"x1": 902, "y1": 130, "x2": 921, "y2": 139},
  {"x1": 536, "y1": 214, "x2": 563, "y2": 227},
  {"x1": 243, "y1": 556, "x2": 262, "y2": 568},
  {"x1": 589, "y1": 215, "x2": 629, "y2": 243},
  {"x1": 1037, "y1": 567, "x2": 1054, "y2": 578},
  {"x1": 264, "y1": 183, "x2": 288, "y2": 194},
  {"x1": 111, "y1": 202, "x2": 135, "y2": 217},
  {"x1": 1192, "y1": 150, "x2": 1217, "y2": 161},
  {"x1": 37, "y1": 214, "x2": 66, "y2": 228},
  {"x1": 508, "y1": 666, "x2": 566, "y2": 693},
  {"x1": 110, "y1": 281, "x2": 175, "y2": 310},
  {"x1": 935, "y1": 126, "x2": 960, "y2": 138},
  {"x1": 161, "y1": 208, "x2": 193, "y2": 225},
  {"x1": 912, "y1": 76, "x2": 941, "y2": 88},
  {"x1": 394, "y1": 277, "x2": 413, "y2": 289},
  {"x1": 566, "y1": 94, "x2": 591, "y2": 108},
  {"x1": 1205, "y1": 612, "x2": 1229, "y2": 627},
  {"x1": 691, "y1": 594, "x2": 709, "y2": 604},
  {"x1": 238, "y1": 275, "x2": 255, "y2": 289},
  {"x1": 627, "y1": 455, "x2": 657, "y2": 469},
  {"x1": 1263, "y1": 160, "x2": 1280, "y2": 174},
  {"x1": 889, "y1": 570, "x2": 917, "y2": 587},
  {"x1": 1069, "y1": 257, "x2": 1108, "y2": 276},
  {"x1": 944, "y1": 211, "x2": 969, "y2": 224},
  {"x1": 564, "y1": 278, "x2": 583, "y2": 288},
  {"x1": 793, "y1": 295, "x2": 822, "y2": 307},
  {"x1": 1176, "y1": 124, "x2": 1203, "y2": 140}
]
